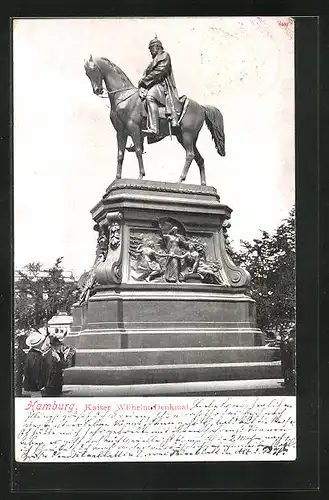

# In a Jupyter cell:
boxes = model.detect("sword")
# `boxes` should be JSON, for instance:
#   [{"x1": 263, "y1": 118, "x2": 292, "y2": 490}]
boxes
[
  {"x1": 165, "y1": 77, "x2": 179, "y2": 127},
  {"x1": 168, "y1": 120, "x2": 172, "y2": 141}
]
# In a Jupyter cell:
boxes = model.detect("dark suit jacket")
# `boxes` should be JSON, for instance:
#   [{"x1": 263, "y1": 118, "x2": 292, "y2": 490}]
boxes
[{"x1": 23, "y1": 348, "x2": 47, "y2": 391}]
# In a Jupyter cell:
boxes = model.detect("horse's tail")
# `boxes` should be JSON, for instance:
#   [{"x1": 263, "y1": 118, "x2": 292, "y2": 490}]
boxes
[{"x1": 202, "y1": 105, "x2": 225, "y2": 156}]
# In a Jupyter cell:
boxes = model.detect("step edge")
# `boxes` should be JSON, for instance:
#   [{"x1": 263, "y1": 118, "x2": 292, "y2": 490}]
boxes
[
  {"x1": 75, "y1": 346, "x2": 279, "y2": 353},
  {"x1": 65, "y1": 361, "x2": 281, "y2": 371},
  {"x1": 63, "y1": 378, "x2": 286, "y2": 392}
]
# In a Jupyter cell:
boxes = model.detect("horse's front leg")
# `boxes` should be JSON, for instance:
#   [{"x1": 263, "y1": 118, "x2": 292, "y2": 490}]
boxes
[
  {"x1": 116, "y1": 130, "x2": 128, "y2": 179},
  {"x1": 128, "y1": 122, "x2": 145, "y2": 179},
  {"x1": 177, "y1": 132, "x2": 195, "y2": 183}
]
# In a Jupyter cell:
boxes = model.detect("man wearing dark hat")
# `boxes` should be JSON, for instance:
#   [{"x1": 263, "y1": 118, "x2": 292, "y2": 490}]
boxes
[
  {"x1": 42, "y1": 332, "x2": 76, "y2": 397},
  {"x1": 138, "y1": 36, "x2": 179, "y2": 138}
]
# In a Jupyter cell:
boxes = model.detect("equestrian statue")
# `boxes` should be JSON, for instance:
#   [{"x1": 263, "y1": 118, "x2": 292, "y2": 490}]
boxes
[{"x1": 84, "y1": 36, "x2": 225, "y2": 186}]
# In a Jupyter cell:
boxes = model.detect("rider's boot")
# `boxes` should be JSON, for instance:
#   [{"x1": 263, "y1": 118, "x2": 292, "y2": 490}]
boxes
[{"x1": 142, "y1": 95, "x2": 160, "y2": 137}]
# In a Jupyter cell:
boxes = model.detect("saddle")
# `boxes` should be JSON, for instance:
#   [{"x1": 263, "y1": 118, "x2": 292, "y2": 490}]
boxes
[
  {"x1": 126, "y1": 95, "x2": 189, "y2": 151},
  {"x1": 142, "y1": 95, "x2": 188, "y2": 124}
]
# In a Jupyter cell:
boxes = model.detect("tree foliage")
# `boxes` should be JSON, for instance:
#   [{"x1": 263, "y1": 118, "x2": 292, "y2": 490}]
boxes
[
  {"x1": 15, "y1": 257, "x2": 79, "y2": 332},
  {"x1": 230, "y1": 207, "x2": 295, "y2": 334}
]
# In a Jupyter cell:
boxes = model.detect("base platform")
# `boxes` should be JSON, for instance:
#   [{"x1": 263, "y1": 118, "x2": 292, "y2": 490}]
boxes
[{"x1": 62, "y1": 379, "x2": 286, "y2": 397}]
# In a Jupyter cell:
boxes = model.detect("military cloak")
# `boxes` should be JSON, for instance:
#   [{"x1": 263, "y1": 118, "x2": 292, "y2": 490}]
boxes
[{"x1": 139, "y1": 50, "x2": 180, "y2": 116}]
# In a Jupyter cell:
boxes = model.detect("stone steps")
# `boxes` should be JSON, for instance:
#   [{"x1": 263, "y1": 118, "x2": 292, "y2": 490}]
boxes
[
  {"x1": 63, "y1": 378, "x2": 286, "y2": 397},
  {"x1": 64, "y1": 360, "x2": 281, "y2": 386},
  {"x1": 67, "y1": 328, "x2": 262, "y2": 349},
  {"x1": 74, "y1": 346, "x2": 280, "y2": 366}
]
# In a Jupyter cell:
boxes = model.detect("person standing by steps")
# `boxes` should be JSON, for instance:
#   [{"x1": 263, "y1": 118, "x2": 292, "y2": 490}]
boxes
[
  {"x1": 22, "y1": 331, "x2": 50, "y2": 397},
  {"x1": 42, "y1": 332, "x2": 76, "y2": 397}
]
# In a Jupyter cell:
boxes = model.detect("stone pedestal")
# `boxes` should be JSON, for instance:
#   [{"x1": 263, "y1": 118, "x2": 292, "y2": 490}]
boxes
[{"x1": 64, "y1": 180, "x2": 280, "y2": 390}]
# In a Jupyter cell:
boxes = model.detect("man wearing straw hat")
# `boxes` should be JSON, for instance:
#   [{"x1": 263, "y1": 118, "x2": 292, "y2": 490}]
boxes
[{"x1": 23, "y1": 330, "x2": 50, "y2": 397}]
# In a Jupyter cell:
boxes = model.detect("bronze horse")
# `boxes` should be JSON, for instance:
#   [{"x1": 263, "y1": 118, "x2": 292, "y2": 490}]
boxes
[{"x1": 84, "y1": 55, "x2": 225, "y2": 185}]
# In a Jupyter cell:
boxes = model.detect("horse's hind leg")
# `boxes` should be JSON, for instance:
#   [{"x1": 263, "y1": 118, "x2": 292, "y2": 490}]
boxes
[
  {"x1": 128, "y1": 122, "x2": 145, "y2": 179},
  {"x1": 194, "y1": 143, "x2": 206, "y2": 186}
]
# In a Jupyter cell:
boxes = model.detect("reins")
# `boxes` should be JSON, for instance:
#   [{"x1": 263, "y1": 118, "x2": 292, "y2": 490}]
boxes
[
  {"x1": 97, "y1": 86, "x2": 137, "y2": 98},
  {"x1": 107, "y1": 87, "x2": 137, "y2": 95},
  {"x1": 97, "y1": 86, "x2": 139, "y2": 107}
]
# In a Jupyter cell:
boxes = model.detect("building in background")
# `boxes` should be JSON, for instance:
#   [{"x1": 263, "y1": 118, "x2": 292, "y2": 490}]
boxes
[{"x1": 14, "y1": 268, "x2": 75, "y2": 283}]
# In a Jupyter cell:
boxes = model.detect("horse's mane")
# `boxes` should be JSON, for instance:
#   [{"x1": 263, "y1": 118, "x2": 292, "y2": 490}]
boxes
[{"x1": 97, "y1": 57, "x2": 134, "y2": 86}]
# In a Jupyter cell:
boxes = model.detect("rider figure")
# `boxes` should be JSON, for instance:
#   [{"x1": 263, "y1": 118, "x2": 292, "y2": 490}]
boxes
[{"x1": 138, "y1": 36, "x2": 179, "y2": 138}]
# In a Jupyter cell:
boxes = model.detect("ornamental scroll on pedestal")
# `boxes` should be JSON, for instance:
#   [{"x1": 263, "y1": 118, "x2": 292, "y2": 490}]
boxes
[
  {"x1": 219, "y1": 220, "x2": 250, "y2": 287},
  {"x1": 77, "y1": 211, "x2": 123, "y2": 303}
]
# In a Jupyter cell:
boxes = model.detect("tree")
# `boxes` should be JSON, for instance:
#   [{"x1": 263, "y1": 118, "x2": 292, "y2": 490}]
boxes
[
  {"x1": 229, "y1": 207, "x2": 295, "y2": 334},
  {"x1": 15, "y1": 257, "x2": 79, "y2": 332}
]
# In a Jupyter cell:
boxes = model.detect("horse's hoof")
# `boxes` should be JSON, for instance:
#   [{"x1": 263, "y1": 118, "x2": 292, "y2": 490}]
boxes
[
  {"x1": 138, "y1": 174, "x2": 145, "y2": 180},
  {"x1": 178, "y1": 178, "x2": 185, "y2": 183}
]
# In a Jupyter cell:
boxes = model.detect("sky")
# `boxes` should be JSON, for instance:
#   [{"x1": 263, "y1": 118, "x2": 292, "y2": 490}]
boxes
[{"x1": 13, "y1": 17, "x2": 294, "y2": 278}]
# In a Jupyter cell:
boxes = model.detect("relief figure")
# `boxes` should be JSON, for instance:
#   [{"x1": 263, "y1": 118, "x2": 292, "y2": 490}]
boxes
[
  {"x1": 179, "y1": 238, "x2": 228, "y2": 286},
  {"x1": 161, "y1": 226, "x2": 188, "y2": 283},
  {"x1": 131, "y1": 238, "x2": 167, "y2": 282}
]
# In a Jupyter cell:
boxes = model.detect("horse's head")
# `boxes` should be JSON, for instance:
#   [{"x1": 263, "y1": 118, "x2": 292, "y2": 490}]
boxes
[{"x1": 84, "y1": 55, "x2": 103, "y2": 96}]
